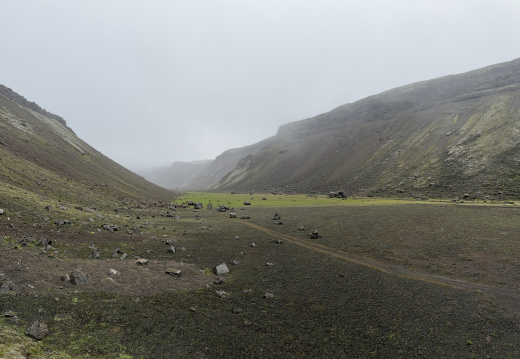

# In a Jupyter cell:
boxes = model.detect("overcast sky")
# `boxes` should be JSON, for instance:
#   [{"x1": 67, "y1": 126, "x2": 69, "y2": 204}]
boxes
[{"x1": 1, "y1": 1, "x2": 519, "y2": 171}]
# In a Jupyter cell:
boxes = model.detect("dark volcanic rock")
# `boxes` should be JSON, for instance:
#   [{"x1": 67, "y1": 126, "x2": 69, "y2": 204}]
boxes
[{"x1": 26, "y1": 320, "x2": 49, "y2": 340}]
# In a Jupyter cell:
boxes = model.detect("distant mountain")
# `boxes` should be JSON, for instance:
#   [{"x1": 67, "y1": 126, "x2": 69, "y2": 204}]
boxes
[
  {"x1": 0, "y1": 84, "x2": 175, "y2": 209},
  {"x1": 151, "y1": 137, "x2": 275, "y2": 190},
  {"x1": 196, "y1": 58, "x2": 520, "y2": 199}
]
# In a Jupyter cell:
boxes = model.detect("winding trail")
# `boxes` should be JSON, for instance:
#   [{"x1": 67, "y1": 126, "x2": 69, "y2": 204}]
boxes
[{"x1": 235, "y1": 218, "x2": 520, "y2": 309}]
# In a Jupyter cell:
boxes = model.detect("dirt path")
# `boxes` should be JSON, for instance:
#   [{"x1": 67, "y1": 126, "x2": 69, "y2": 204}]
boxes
[{"x1": 238, "y1": 218, "x2": 520, "y2": 311}]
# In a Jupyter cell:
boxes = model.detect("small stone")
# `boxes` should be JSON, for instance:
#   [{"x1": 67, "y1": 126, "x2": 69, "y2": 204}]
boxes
[
  {"x1": 136, "y1": 258, "x2": 149, "y2": 266},
  {"x1": 4, "y1": 310, "x2": 16, "y2": 317},
  {"x1": 264, "y1": 292, "x2": 275, "y2": 299},
  {"x1": 213, "y1": 277, "x2": 226, "y2": 285},
  {"x1": 232, "y1": 307, "x2": 243, "y2": 314},
  {"x1": 165, "y1": 268, "x2": 181, "y2": 277},
  {"x1": 215, "y1": 290, "x2": 227, "y2": 298},
  {"x1": 109, "y1": 268, "x2": 118, "y2": 276}
]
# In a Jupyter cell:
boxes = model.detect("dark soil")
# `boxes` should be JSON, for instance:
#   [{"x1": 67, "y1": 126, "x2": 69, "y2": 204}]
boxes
[{"x1": 2, "y1": 201, "x2": 520, "y2": 358}]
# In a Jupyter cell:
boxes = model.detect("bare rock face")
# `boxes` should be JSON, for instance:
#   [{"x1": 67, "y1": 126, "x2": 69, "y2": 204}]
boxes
[{"x1": 26, "y1": 320, "x2": 49, "y2": 340}]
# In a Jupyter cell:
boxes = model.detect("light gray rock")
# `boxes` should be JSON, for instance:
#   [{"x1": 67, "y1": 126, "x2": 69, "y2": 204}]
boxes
[
  {"x1": 136, "y1": 258, "x2": 149, "y2": 266},
  {"x1": 109, "y1": 268, "x2": 118, "y2": 276},
  {"x1": 70, "y1": 269, "x2": 89, "y2": 286},
  {"x1": 213, "y1": 263, "x2": 230, "y2": 275}
]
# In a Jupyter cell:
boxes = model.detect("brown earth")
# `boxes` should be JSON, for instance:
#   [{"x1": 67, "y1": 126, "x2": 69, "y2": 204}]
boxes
[{"x1": 0, "y1": 223, "x2": 213, "y2": 297}]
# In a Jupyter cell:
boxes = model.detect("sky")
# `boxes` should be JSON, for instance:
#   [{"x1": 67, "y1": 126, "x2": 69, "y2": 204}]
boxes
[{"x1": 1, "y1": 1, "x2": 519, "y2": 171}]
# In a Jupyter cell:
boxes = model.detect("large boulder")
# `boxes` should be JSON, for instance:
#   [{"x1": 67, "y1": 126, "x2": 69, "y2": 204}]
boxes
[
  {"x1": 70, "y1": 269, "x2": 89, "y2": 286},
  {"x1": 26, "y1": 321, "x2": 49, "y2": 340},
  {"x1": 213, "y1": 263, "x2": 230, "y2": 275}
]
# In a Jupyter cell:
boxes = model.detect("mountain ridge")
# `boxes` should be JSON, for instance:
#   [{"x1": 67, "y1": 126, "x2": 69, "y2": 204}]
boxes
[
  {"x1": 183, "y1": 57, "x2": 520, "y2": 199},
  {"x1": 0, "y1": 85, "x2": 176, "y2": 213}
]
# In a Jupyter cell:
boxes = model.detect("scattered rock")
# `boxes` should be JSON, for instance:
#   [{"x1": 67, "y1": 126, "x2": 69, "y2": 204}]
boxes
[
  {"x1": 0, "y1": 279, "x2": 14, "y2": 294},
  {"x1": 232, "y1": 307, "x2": 243, "y2": 314},
  {"x1": 215, "y1": 290, "x2": 227, "y2": 298},
  {"x1": 54, "y1": 219, "x2": 71, "y2": 227},
  {"x1": 273, "y1": 213, "x2": 281, "y2": 220},
  {"x1": 272, "y1": 239, "x2": 283, "y2": 244},
  {"x1": 70, "y1": 269, "x2": 89, "y2": 286},
  {"x1": 4, "y1": 310, "x2": 18, "y2": 323},
  {"x1": 264, "y1": 293, "x2": 275, "y2": 299},
  {"x1": 60, "y1": 274, "x2": 70, "y2": 282},
  {"x1": 243, "y1": 201, "x2": 251, "y2": 205},
  {"x1": 109, "y1": 268, "x2": 118, "y2": 276},
  {"x1": 230, "y1": 260, "x2": 239, "y2": 265},
  {"x1": 169, "y1": 246, "x2": 176, "y2": 253},
  {"x1": 101, "y1": 224, "x2": 119, "y2": 232},
  {"x1": 266, "y1": 262, "x2": 274, "y2": 266},
  {"x1": 298, "y1": 226, "x2": 305, "y2": 231},
  {"x1": 214, "y1": 263, "x2": 230, "y2": 275},
  {"x1": 309, "y1": 229, "x2": 320, "y2": 239},
  {"x1": 240, "y1": 215, "x2": 251, "y2": 219},
  {"x1": 91, "y1": 249, "x2": 101, "y2": 259},
  {"x1": 250, "y1": 242, "x2": 256, "y2": 247},
  {"x1": 0, "y1": 209, "x2": 4, "y2": 215},
  {"x1": 229, "y1": 213, "x2": 237, "y2": 218},
  {"x1": 165, "y1": 268, "x2": 181, "y2": 277},
  {"x1": 213, "y1": 277, "x2": 226, "y2": 285},
  {"x1": 217, "y1": 205, "x2": 229, "y2": 212},
  {"x1": 136, "y1": 258, "x2": 149, "y2": 266},
  {"x1": 120, "y1": 253, "x2": 128, "y2": 260},
  {"x1": 26, "y1": 320, "x2": 49, "y2": 340}
]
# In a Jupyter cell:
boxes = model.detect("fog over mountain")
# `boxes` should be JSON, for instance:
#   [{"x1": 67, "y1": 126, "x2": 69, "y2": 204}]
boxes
[
  {"x1": 154, "y1": 58, "x2": 520, "y2": 200},
  {"x1": 1, "y1": 1, "x2": 519, "y2": 170}
]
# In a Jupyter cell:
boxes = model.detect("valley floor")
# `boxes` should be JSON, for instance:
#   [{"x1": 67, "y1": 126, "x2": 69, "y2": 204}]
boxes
[{"x1": 1, "y1": 195, "x2": 520, "y2": 358}]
